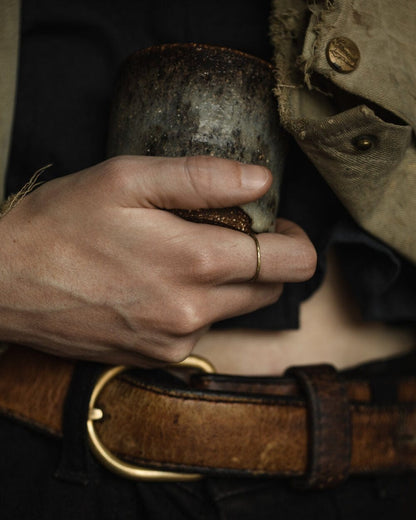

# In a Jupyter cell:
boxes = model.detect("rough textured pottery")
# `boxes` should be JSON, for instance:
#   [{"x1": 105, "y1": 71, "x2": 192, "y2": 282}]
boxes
[{"x1": 107, "y1": 43, "x2": 287, "y2": 233}]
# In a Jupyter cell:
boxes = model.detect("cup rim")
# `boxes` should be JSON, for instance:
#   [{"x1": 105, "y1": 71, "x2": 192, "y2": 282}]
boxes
[{"x1": 128, "y1": 42, "x2": 274, "y2": 71}]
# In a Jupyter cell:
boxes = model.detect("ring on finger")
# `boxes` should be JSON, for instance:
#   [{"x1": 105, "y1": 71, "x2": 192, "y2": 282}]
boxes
[{"x1": 248, "y1": 233, "x2": 261, "y2": 282}]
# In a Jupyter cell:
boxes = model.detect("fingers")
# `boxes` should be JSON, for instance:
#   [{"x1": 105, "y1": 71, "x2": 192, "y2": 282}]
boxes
[
  {"x1": 115, "y1": 284, "x2": 283, "y2": 366},
  {"x1": 251, "y1": 219, "x2": 317, "y2": 283},
  {"x1": 102, "y1": 155, "x2": 272, "y2": 210},
  {"x1": 172, "y1": 217, "x2": 317, "y2": 285},
  {"x1": 203, "y1": 282, "x2": 284, "y2": 323},
  {"x1": 88, "y1": 282, "x2": 283, "y2": 367}
]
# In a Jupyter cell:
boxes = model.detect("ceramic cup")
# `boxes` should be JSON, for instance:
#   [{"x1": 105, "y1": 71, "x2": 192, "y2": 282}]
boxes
[{"x1": 107, "y1": 43, "x2": 287, "y2": 234}]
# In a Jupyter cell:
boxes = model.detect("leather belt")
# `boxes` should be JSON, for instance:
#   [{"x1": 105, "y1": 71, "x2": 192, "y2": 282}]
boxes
[{"x1": 0, "y1": 346, "x2": 416, "y2": 489}]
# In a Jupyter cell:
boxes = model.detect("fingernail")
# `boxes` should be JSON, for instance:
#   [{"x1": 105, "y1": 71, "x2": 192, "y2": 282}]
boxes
[{"x1": 240, "y1": 165, "x2": 270, "y2": 189}]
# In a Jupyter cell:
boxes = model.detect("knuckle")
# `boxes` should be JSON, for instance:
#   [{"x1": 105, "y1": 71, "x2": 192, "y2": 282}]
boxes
[
  {"x1": 183, "y1": 156, "x2": 207, "y2": 196},
  {"x1": 188, "y1": 247, "x2": 219, "y2": 282},
  {"x1": 173, "y1": 300, "x2": 205, "y2": 336},
  {"x1": 158, "y1": 342, "x2": 193, "y2": 364},
  {"x1": 101, "y1": 156, "x2": 134, "y2": 192},
  {"x1": 183, "y1": 156, "x2": 239, "y2": 199},
  {"x1": 183, "y1": 155, "x2": 204, "y2": 173}
]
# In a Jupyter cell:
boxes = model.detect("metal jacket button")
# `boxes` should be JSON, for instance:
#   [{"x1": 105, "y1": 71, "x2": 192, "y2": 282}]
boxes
[
  {"x1": 326, "y1": 37, "x2": 360, "y2": 73},
  {"x1": 352, "y1": 135, "x2": 376, "y2": 151}
]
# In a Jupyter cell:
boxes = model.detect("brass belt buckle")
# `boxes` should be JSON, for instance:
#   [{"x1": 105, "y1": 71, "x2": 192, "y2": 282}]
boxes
[{"x1": 87, "y1": 354, "x2": 215, "y2": 481}]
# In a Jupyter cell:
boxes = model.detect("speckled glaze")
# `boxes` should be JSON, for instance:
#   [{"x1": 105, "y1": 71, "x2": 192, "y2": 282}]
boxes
[{"x1": 107, "y1": 43, "x2": 287, "y2": 233}]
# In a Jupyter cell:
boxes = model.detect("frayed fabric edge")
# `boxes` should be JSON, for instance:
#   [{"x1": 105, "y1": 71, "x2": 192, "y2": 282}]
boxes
[{"x1": 0, "y1": 164, "x2": 52, "y2": 217}]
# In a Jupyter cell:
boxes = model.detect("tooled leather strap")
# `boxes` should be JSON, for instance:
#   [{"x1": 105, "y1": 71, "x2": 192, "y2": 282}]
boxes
[{"x1": 1, "y1": 346, "x2": 416, "y2": 487}]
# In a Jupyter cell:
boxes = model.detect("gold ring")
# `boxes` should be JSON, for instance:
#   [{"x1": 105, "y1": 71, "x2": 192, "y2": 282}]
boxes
[{"x1": 249, "y1": 233, "x2": 261, "y2": 282}]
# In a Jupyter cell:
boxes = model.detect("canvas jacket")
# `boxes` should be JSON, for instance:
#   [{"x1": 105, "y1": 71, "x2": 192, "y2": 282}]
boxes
[
  {"x1": 271, "y1": 0, "x2": 416, "y2": 264},
  {"x1": 0, "y1": 0, "x2": 20, "y2": 202}
]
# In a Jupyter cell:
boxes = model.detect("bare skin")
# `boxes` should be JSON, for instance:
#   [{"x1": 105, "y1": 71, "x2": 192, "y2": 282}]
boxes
[
  {"x1": 194, "y1": 249, "x2": 416, "y2": 374},
  {"x1": 0, "y1": 155, "x2": 412, "y2": 373},
  {"x1": 0, "y1": 155, "x2": 316, "y2": 368}
]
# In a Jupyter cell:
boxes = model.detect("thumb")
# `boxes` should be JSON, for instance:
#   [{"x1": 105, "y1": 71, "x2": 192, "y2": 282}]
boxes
[{"x1": 111, "y1": 155, "x2": 272, "y2": 209}]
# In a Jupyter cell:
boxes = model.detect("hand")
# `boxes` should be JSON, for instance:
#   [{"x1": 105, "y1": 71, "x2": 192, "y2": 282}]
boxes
[{"x1": 0, "y1": 156, "x2": 316, "y2": 367}]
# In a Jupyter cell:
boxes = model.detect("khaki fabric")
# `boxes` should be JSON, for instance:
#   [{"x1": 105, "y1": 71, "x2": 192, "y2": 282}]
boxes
[
  {"x1": 0, "y1": 0, "x2": 20, "y2": 202},
  {"x1": 270, "y1": 0, "x2": 416, "y2": 264}
]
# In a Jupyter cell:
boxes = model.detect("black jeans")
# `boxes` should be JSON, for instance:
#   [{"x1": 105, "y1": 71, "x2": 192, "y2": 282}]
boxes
[{"x1": 1, "y1": 352, "x2": 416, "y2": 519}]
